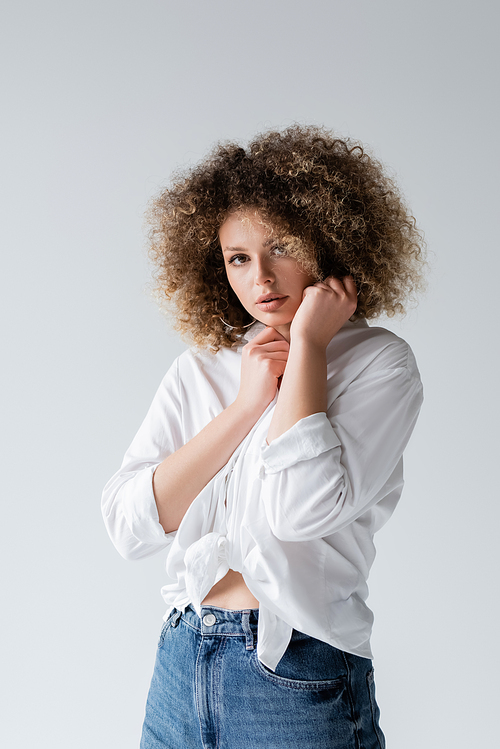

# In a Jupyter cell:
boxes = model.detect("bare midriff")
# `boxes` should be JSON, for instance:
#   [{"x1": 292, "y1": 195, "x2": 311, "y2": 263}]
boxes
[{"x1": 201, "y1": 569, "x2": 259, "y2": 609}]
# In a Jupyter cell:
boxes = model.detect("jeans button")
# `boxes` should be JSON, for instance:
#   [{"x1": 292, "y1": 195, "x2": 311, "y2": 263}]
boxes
[{"x1": 203, "y1": 613, "x2": 217, "y2": 627}]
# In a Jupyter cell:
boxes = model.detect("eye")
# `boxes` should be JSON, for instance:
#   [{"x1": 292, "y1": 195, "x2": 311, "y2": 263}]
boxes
[
  {"x1": 270, "y1": 245, "x2": 288, "y2": 258},
  {"x1": 227, "y1": 253, "x2": 248, "y2": 266}
]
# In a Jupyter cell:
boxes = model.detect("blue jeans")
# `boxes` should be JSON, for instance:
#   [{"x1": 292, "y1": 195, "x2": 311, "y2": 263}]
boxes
[{"x1": 140, "y1": 605, "x2": 385, "y2": 749}]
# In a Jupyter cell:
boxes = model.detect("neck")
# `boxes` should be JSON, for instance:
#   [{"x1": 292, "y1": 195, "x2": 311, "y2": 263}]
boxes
[{"x1": 273, "y1": 323, "x2": 291, "y2": 342}]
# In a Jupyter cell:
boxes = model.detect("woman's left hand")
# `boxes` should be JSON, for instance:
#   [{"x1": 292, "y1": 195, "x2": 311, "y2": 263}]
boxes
[{"x1": 290, "y1": 276, "x2": 358, "y2": 349}]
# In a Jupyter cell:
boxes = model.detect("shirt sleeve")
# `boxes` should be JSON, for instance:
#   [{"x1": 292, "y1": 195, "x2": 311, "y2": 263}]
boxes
[
  {"x1": 259, "y1": 341, "x2": 423, "y2": 542},
  {"x1": 101, "y1": 359, "x2": 183, "y2": 560}
]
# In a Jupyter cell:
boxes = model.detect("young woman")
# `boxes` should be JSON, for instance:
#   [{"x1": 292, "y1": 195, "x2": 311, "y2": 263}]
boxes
[{"x1": 102, "y1": 125, "x2": 425, "y2": 749}]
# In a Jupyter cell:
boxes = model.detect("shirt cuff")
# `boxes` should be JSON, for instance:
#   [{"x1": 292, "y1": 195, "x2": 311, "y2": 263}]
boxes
[
  {"x1": 121, "y1": 464, "x2": 175, "y2": 545},
  {"x1": 261, "y1": 412, "x2": 341, "y2": 474}
]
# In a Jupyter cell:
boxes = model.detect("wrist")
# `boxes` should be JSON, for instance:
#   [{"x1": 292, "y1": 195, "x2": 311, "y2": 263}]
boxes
[
  {"x1": 289, "y1": 336, "x2": 328, "y2": 359},
  {"x1": 230, "y1": 396, "x2": 266, "y2": 426}
]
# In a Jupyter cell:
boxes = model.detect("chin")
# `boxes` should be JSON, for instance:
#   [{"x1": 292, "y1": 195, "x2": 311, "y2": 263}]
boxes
[{"x1": 262, "y1": 309, "x2": 294, "y2": 321}]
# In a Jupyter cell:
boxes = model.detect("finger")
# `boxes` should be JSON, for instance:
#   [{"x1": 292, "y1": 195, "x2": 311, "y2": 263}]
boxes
[
  {"x1": 303, "y1": 281, "x2": 329, "y2": 295},
  {"x1": 256, "y1": 341, "x2": 290, "y2": 353},
  {"x1": 341, "y1": 275, "x2": 358, "y2": 298},
  {"x1": 303, "y1": 279, "x2": 339, "y2": 298},
  {"x1": 320, "y1": 275, "x2": 356, "y2": 297},
  {"x1": 257, "y1": 352, "x2": 289, "y2": 361},
  {"x1": 246, "y1": 341, "x2": 289, "y2": 357},
  {"x1": 310, "y1": 281, "x2": 332, "y2": 292},
  {"x1": 321, "y1": 276, "x2": 345, "y2": 290},
  {"x1": 247, "y1": 348, "x2": 289, "y2": 361},
  {"x1": 252, "y1": 326, "x2": 288, "y2": 343}
]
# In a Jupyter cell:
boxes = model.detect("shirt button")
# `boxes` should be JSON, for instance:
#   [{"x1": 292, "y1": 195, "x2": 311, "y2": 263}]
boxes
[{"x1": 203, "y1": 613, "x2": 217, "y2": 627}]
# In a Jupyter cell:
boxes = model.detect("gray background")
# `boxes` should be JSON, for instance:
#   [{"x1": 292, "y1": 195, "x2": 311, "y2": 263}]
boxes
[{"x1": 2, "y1": 1, "x2": 498, "y2": 747}]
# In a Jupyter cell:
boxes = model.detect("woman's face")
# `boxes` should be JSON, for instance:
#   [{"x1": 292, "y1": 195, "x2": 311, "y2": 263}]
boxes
[{"x1": 219, "y1": 209, "x2": 316, "y2": 340}]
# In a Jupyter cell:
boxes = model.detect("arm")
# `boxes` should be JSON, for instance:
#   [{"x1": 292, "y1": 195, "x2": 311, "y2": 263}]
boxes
[
  {"x1": 152, "y1": 400, "x2": 261, "y2": 533},
  {"x1": 260, "y1": 338, "x2": 423, "y2": 542},
  {"x1": 102, "y1": 327, "x2": 289, "y2": 558},
  {"x1": 263, "y1": 275, "x2": 422, "y2": 542},
  {"x1": 153, "y1": 326, "x2": 289, "y2": 532},
  {"x1": 267, "y1": 276, "x2": 358, "y2": 443}
]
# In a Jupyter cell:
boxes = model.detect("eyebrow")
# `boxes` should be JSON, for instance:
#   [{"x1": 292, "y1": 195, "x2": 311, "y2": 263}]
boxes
[{"x1": 222, "y1": 238, "x2": 277, "y2": 253}]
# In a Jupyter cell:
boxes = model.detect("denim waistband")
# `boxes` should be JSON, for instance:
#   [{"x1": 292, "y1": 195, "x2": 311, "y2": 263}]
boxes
[{"x1": 177, "y1": 605, "x2": 260, "y2": 650}]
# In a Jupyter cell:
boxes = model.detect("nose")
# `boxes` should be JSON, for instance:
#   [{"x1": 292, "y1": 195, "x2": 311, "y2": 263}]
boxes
[{"x1": 254, "y1": 256, "x2": 275, "y2": 285}]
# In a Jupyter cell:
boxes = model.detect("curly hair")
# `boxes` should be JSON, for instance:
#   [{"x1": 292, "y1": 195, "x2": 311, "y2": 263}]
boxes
[{"x1": 146, "y1": 125, "x2": 425, "y2": 349}]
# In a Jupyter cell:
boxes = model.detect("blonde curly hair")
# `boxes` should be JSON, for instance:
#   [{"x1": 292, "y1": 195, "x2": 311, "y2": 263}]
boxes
[{"x1": 146, "y1": 125, "x2": 425, "y2": 349}]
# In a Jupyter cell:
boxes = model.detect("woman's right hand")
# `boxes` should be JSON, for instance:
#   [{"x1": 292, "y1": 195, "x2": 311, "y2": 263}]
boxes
[
  {"x1": 152, "y1": 326, "x2": 288, "y2": 533},
  {"x1": 235, "y1": 326, "x2": 289, "y2": 417}
]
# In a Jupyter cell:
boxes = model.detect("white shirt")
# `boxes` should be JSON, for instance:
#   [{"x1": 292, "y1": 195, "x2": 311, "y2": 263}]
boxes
[{"x1": 102, "y1": 319, "x2": 423, "y2": 671}]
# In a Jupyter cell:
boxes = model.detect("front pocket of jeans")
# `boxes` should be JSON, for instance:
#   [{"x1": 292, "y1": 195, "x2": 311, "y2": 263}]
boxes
[
  {"x1": 157, "y1": 620, "x2": 170, "y2": 649},
  {"x1": 252, "y1": 651, "x2": 345, "y2": 691},
  {"x1": 157, "y1": 612, "x2": 179, "y2": 649}
]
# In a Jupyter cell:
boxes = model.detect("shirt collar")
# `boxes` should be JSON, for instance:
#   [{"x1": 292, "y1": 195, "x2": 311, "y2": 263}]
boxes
[
  {"x1": 241, "y1": 321, "x2": 266, "y2": 344},
  {"x1": 240, "y1": 317, "x2": 368, "y2": 345}
]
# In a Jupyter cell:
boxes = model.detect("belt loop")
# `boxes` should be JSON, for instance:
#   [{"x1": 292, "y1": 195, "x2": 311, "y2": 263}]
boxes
[
  {"x1": 241, "y1": 610, "x2": 255, "y2": 650},
  {"x1": 170, "y1": 609, "x2": 182, "y2": 628}
]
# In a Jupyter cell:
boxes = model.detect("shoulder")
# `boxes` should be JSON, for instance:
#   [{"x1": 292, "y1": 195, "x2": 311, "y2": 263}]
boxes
[
  {"x1": 160, "y1": 339, "x2": 243, "y2": 411},
  {"x1": 175, "y1": 340, "x2": 242, "y2": 378},
  {"x1": 327, "y1": 319, "x2": 421, "y2": 381}
]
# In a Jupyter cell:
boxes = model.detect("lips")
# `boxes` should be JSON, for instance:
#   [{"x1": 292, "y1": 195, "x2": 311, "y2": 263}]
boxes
[
  {"x1": 256, "y1": 293, "x2": 286, "y2": 304},
  {"x1": 255, "y1": 293, "x2": 288, "y2": 312}
]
